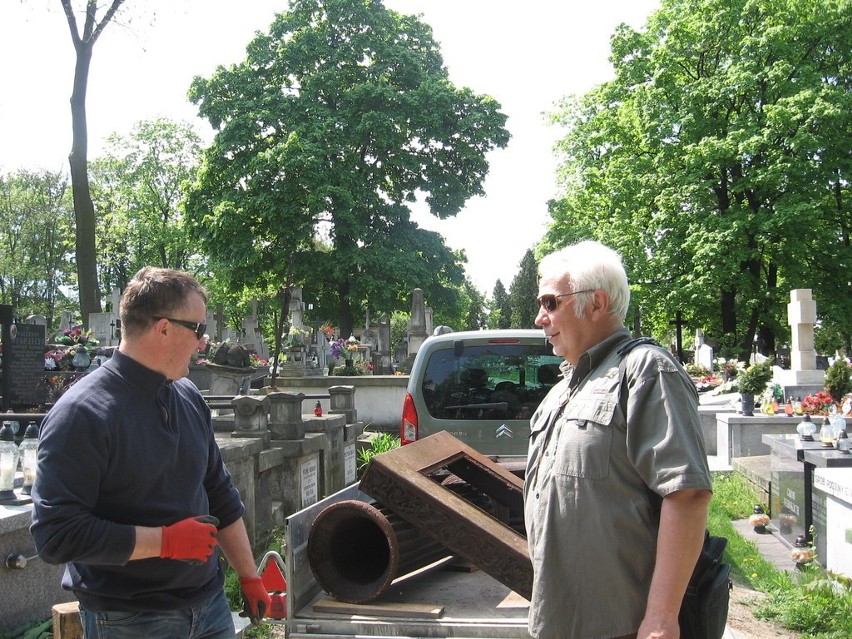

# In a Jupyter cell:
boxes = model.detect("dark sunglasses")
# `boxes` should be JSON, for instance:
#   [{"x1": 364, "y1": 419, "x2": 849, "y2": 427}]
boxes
[
  {"x1": 152, "y1": 316, "x2": 207, "y2": 340},
  {"x1": 537, "y1": 289, "x2": 595, "y2": 312}
]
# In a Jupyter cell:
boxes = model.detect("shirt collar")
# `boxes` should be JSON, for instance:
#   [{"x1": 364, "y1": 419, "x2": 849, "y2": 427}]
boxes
[
  {"x1": 106, "y1": 349, "x2": 170, "y2": 395},
  {"x1": 567, "y1": 327, "x2": 634, "y2": 389}
]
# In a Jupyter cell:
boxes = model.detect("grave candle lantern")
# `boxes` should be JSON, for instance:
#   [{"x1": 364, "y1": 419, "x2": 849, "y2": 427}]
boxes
[
  {"x1": 18, "y1": 421, "x2": 39, "y2": 496},
  {"x1": 0, "y1": 422, "x2": 20, "y2": 502}
]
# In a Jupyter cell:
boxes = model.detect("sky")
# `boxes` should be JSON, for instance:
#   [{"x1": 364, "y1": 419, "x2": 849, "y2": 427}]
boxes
[{"x1": 0, "y1": 0, "x2": 660, "y2": 295}]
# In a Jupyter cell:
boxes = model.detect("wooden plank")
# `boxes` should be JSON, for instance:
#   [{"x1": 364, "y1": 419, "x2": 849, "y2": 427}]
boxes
[
  {"x1": 313, "y1": 597, "x2": 444, "y2": 619},
  {"x1": 52, "y1": 601, "x2": 84, "y2": 639}
]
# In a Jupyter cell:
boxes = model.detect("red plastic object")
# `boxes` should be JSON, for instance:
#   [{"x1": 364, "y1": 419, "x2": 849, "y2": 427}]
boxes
[{"x1": 257, "y1": 551, "x2": 288, "y2": 619}]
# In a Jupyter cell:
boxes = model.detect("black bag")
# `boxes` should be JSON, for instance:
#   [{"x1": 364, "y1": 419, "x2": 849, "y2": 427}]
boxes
[
  {"x1": 679, "y1": 531, "x2": 732, "y2": 639},
  {"x1": 615, "y1": 339, "x2": 732, "y2": 638}
]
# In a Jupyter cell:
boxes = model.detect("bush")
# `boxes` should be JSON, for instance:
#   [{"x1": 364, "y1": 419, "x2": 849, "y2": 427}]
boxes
[
  {"x1": 737, "y1": 360, "x2": 773, "y2": 395},
  {"x1": 824, "y1": 359, "x2": 852, "y2": 404}
]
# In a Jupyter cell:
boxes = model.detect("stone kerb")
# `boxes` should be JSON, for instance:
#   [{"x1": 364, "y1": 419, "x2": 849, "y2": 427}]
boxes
[{"x1": 267, "y1": 391, "x2": 306, "y2": 440}]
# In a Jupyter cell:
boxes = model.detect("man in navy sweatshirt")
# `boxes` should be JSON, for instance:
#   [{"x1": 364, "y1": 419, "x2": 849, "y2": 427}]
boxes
[{"x1": 31, "y1": 267, "x2": 270, "y2": 638}]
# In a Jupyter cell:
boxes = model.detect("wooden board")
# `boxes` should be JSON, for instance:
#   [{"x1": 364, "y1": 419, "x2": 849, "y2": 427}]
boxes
[
  {"x1": 52, "y1": 601, "x2": 83, "y2": 639},
  {"x1": 313, "y1": 597, "x2": 444, "y2": 619}
]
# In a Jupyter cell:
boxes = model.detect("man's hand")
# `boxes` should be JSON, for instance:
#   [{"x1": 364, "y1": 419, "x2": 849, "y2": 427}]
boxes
[
  {"x1": 239, "y1": 576, "x2": 271, "y2": 625},
  {"x1": 160, "y1": 515, "x2": 219, "y2": 564}
]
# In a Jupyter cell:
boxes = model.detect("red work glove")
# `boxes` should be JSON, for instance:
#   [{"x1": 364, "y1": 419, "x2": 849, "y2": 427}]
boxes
[
  {"x1": 239, "y1": 576, "x2": 271, "y2": 625},
  {"x1": 160, "y1": 515, "x2": 219, "y2": 564}
]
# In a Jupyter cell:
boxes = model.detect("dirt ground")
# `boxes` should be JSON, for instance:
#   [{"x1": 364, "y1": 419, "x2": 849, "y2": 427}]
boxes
[
  {"x1": 725, "y1": 579, "x2": 801, "y2": 639},
  {"x1": 268, "y1": 578, "x2": 801, "y2": 638}
]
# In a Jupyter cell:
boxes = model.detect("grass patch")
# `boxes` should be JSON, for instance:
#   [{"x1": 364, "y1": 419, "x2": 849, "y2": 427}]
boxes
[{"x1": 709, "y1": 472, "x2": 852, "y2": 638}]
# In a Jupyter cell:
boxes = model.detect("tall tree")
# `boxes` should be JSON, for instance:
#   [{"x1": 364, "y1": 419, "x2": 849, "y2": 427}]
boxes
[
  {"x1": 546, "y1": 0, "x2": 851, "y2": 360},
  {"x1": 184, "y1": 0, "x2": 509, "y2": 338},
  {"x1": 490, "y1": 279, "x2": 511, "y2": 329},
  {"x1": 0, "y1": 170, "x2": 76, "y2": 325},
  {"x1": 90, "y1": 118, "x2": 205, "y2": 294},
  {"x1": 509, "y1": 249, "x2": 539, "y2": 329},
  {"x1": 60, "y1": 0, "x2": 127, "y2": 325}
]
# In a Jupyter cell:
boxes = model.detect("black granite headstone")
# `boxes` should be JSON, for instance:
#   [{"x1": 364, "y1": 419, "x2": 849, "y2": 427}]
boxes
[{"x1": 6, "y1": 323, "x2": 46, "y2": 408}]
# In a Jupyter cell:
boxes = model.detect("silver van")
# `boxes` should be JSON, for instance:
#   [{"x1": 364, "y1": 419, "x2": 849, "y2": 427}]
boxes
[{"x1": 400, "y1": 329, "x2": 564, "y2": 456}]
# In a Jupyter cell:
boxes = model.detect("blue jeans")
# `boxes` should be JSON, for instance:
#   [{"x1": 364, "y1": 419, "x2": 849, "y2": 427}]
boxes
[{"x1": 79, "y1": 589, "x2": 235, "y2": 639}]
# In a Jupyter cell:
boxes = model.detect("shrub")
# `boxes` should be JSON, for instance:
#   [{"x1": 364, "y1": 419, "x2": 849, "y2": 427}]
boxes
[
  {"x1": 824, "y1": 359, "x2": 852, "y2": 406},
  {"x1": 737, "y1": 360, "x2": 773, "y2": 395}
]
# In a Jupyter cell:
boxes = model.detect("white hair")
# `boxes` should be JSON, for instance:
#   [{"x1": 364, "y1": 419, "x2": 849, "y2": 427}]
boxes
[{"x1": 538, "y1": 241, "x2": 630, "y2": 321}]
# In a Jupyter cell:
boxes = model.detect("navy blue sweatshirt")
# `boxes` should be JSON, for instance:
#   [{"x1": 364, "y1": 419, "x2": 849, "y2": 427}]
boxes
[{"x1": 31, "y1": 350, "x2": 245, "y2": 611}]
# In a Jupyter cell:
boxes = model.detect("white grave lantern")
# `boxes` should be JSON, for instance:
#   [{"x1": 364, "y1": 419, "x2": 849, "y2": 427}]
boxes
[{"x1": 0, "y1": 422, "x2": 20, "y2": 501}]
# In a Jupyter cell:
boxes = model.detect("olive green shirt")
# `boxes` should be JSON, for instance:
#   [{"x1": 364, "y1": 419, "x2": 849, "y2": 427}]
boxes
[{"x1": 524, "y1": 329, "x2": 712, "y2": 639}]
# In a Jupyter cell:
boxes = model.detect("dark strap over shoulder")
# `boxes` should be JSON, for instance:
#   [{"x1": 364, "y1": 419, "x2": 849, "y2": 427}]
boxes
[{"x1": 616, "y1": 337, "x2": 661, "y2": 359}]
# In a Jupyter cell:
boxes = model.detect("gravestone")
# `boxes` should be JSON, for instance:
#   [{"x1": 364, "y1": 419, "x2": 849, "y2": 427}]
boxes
[
  {"x1": 316, "y1": 330, "x2": 329, "y2": 372},
  {"x1": 59, "y1": 311, "x2": 74, "y2": 331},
  {"x1": 289, "y1": 287, "x2": 305, "y2": 330},
  {"x1": 241, "y1": 300, "x2": 268, "y2": 359},
  {"x1": 694, "y1": 329, "x2": 714, "y2": 372},
  {"x1": 5, "y1": 323, "x2": 47, "y2": 408},
  {"x1": 25, "y1": 314, "x2": 47, "y2": 328},
  {"x1": 375, "y1": 314, "x2": 393, "y2": 374},
  {"x1": 407, "y1": 288, "x2": 428, "y2": 358},
  {"x1": 88, "y1": 312, "x2": 119, "y2": 347},
  {"x1": 777, "y1": 289, "x2": 824, "y2": 394}
]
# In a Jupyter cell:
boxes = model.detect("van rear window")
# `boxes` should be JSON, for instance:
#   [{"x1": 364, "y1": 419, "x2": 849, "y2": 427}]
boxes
[{"x1": 420, "y1": 344, "x2": 563, "y2": 421}]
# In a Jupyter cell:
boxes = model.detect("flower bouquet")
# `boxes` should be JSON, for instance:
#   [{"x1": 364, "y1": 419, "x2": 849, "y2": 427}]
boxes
[
  {"x1": 801, "y1": 391, "x2": 835, "y2": 416},
  {"x1": 285, "y1": 325, "x2": 311, "y2": 348},
  {"x1": 330, "y1": 337, "x2": 358, "y2": 361},
  {"x1": 50, "y1": 327, "x2": 99, "y2": 370}
]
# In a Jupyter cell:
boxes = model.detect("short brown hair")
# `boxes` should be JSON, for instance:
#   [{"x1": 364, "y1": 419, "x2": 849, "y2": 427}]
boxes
[{"x1": 119, "y1": 267, "x2": 207, "y2": 339}]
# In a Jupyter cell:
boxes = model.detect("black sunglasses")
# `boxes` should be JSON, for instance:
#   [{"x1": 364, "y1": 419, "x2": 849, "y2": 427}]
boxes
[
  {"x1": 537, "y1": 289, "x2": 595, "y2": 312},
  {"x1": 152, "y1": 316, "x2": 207, "y2": 340}
]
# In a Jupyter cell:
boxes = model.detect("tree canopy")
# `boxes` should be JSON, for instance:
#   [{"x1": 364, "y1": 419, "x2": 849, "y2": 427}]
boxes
[
  {"x1": 544, "y1": 0, "x2": 851, "y2": 359},
  {"x1": 184, "y1": 0, "x2": 509, "y2": 338},
  {"x1": 90, "y1": 118, "x2": 205, "y2": 295},
  {"x1": 0, "y1": 170, "x2": 75, "y2": 325}
]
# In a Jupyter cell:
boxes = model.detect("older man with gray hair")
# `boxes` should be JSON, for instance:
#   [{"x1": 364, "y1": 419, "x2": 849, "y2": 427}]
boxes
[{"x1": 524, "y1": 240, "x2": 712, "y2": 639}]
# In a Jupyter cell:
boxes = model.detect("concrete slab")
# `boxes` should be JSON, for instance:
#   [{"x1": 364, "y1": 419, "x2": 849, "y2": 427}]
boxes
[{"x1": 731, "y1": 519, "x2": 795, "y2": 574}]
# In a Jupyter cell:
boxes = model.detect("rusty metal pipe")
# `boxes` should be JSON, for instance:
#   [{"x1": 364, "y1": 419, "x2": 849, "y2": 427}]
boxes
[{"x1": 307, "y1": 499, "x2": 452, "y2": 603}]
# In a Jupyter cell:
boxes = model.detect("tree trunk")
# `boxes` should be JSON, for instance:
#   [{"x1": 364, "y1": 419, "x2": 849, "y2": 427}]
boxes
[{"x1": 64, "y1": 0, "x2": 118, "y2": 326}]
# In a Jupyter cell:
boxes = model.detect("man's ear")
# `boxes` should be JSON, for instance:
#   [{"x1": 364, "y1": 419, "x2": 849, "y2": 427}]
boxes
[
  {"x1": 152, "y1": 317, "x2": 170, "y2": 337},
  {"x1": 589, "y1": 289, "x2": 610, "y2": 319}
]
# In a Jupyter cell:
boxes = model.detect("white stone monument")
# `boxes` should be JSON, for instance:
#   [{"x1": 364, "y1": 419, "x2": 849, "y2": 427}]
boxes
[
  {"x1": 694, "y1": 329, "x2": 714, "y2": 372},
  {"x1": 778, "y1": 288, "x2": 824, "y2": 387}
]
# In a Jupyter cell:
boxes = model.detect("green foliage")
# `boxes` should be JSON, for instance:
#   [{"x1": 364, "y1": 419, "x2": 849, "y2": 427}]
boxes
[
  {"x1": 0, "y1": 169, "x2": 76, "y2": 325},
  {"x1": 90, "y1": 118, "x2": 205, "y2": 294},
  {"x1": 184, "y1": 0, "x2": 509, "y2": 338},
  {"x1": 710, "y1": 472, "x2": 852, "y2": 637},
  {"x1": 357, "y1": 431, "x2": 401, "y2": 476},
  {"x1": 736, "y1": 360, "x2": 774, "y2": 395},
  {"x1": 824, "y1": 359, "x2": 852, "y2": 403},
  {"x1": 223, "y1": 533, "x2": 282, "y2": 639},
  {"x1": 509, "y1": 249, "x2": 539, "y2": 328},
  {"x1": 546, "y1": 0, "x2": 852, "y2": 360},
  {"x1": 685, "y1": 362, "x2": 712, "y2": 378},
  {"x1": 0, "y1": 617, "x2": 52, "y2": 639},
  {"x1": 489, "y1": 279, "x2": 512, "y2": 329}
]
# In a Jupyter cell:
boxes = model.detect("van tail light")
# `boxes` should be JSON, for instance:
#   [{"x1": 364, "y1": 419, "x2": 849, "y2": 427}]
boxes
[{"x1": 400, "y1": 392, "x2": 418, "y2": 445}]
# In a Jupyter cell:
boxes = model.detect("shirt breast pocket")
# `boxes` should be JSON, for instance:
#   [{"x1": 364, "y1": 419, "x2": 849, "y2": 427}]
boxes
[{"x1": 551, "y1": 382, "x2": 619, "y2": 481}]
